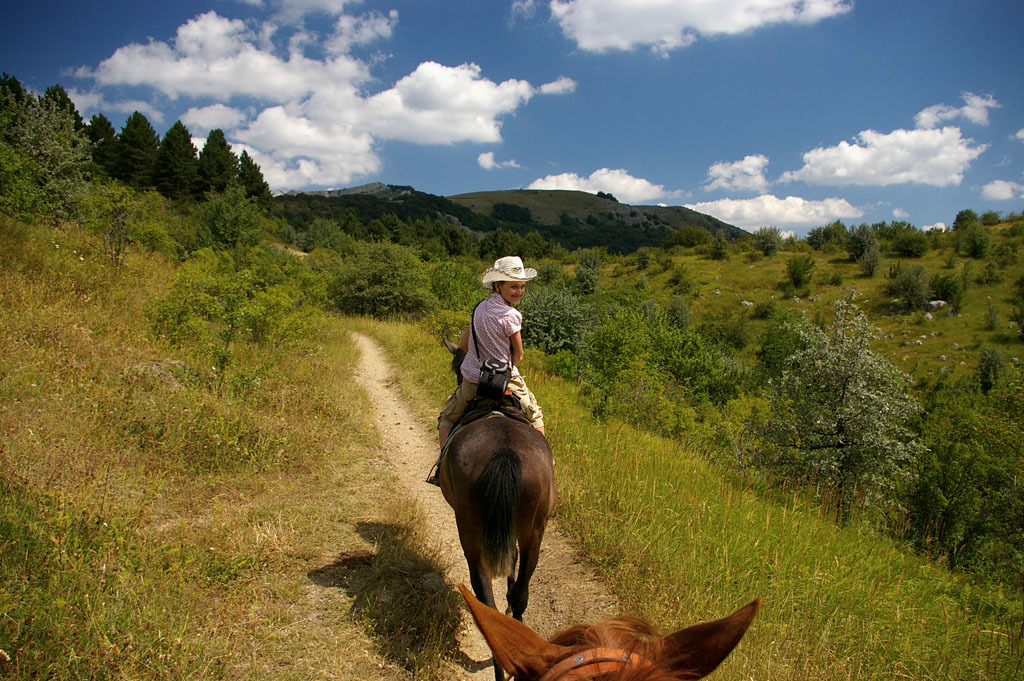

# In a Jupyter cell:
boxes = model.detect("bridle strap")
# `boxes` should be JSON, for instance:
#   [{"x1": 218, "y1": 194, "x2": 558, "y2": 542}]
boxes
[{"x1": 538, "y1": 648, "x2": 646, "y2": 681}]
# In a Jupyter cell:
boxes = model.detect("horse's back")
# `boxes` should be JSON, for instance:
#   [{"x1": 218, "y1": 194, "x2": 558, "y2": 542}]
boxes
[{"x1": 442, "y1": 415, "x2": 556, "y2": 520}]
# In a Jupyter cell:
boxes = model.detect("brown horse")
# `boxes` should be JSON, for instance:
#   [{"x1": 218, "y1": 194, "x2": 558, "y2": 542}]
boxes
[
  {"x1": 439, "y1": 339, "x2": 557, "y2": 681},
  {"x1": 459, "y1": 583, "x2": 759, "y2": 681}
]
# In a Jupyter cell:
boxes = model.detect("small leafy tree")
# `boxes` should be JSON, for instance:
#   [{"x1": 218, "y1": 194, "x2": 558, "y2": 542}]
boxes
[
  {"x1": 752, "y1": 227, "x2": 783, "y2": 256},
  {"x1": 785, "y1": 254, "x2": 815, "y2": 289},
  {"x1": 764, "y1": 295, "x2": 922, "y2": 524},
  {"x1": 81, "y1": 180, "x2": 137, "y2": 266}
]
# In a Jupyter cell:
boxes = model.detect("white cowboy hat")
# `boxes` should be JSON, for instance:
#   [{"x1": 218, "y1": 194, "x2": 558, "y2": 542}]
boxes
[{"x1": 481, "y1": 255, "x2": 538, "y2": 287}]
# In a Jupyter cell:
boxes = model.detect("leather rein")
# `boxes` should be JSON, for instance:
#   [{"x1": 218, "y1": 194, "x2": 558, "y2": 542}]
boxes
[{"x1": 537, "y1": 647, "x2": 649, "y2": 681}]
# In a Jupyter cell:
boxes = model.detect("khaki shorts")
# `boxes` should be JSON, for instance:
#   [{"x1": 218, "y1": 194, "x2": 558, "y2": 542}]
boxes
[{"x1": 438, "y1": 375, "x2": 544, "y2": 430}]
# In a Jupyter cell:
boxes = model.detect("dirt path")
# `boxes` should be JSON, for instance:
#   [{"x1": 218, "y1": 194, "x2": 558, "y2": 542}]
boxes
[{"x1": 349, "y1": 332, "x2": 619, "y2": 679}]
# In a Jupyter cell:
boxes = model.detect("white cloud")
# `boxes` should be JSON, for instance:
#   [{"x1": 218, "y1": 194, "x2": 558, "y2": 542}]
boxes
[
  {"x1": 1015, "y1": 129, "x2": 1024, "y2": 142},
  {"x1": 181, "y1": 104, "x2": 247, "y2": 132},
  {"x1": 510, "y1": 0, "x2": 540, "y2": 22},
  {"x1": 539, "y1": 76, "x2": 577, "y2": 95},
  {"x1": 478, "y1": 152, "x2": 521, "y2": 170},
  {"x1": 922, "y1": 222, "x2": 947, "y2": 232},
  {"x1": 325, "y1": 9, "x2": 398, "y2": 55},
  {"x1": 362, "y1": 61, "x2": 537, "y2": 144},
  {"x1": 915, "y1": 92, "x2": 999, "y2": 129},
  {"x1": 684, "y1": 194, "x2": 862, "y2": 229},
  {"x1": 269, "y1": 0, "x2": 359, "y2": 24},
  {"x1": 75, "y1": 10, "x2": 571, "y2": 190},
  {"x1": 527, "y1": 168, "x2": 677, "y2": 203},
  {"x1": 548, "y1": 0, "x2": 851, "y2": 55},
  {"x1": 703, "y1": 154, "x2": 769, "y2": 192},
  {"x1": 981, "y1": 179, "x2": 1024, "y2": 200},
  {"x1": 892, "y1": 208, "x2": 910, "y2": 219},
  {"x1": 780, "y1": 126, "x2": 987, "y2": 187},
  {"x1": 77, "y1": 12, "x2": 369, "y2": 101}
]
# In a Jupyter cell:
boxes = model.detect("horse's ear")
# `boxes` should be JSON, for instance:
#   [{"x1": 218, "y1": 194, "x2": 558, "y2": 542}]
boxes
[
  {"x1": 458, "y1": 584, "x2": 564, "y2": 679},
  {"x1": 660, "y1": 599, "x2": 759, "y2": 679},
  {"x1": 443, "y1": 338, "x2": 460, "y2": 354}
]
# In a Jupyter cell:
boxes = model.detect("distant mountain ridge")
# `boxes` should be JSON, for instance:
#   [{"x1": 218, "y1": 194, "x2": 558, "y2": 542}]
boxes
[{"x1": 273, "y1": 184, "x2": 744, "y2": 254}]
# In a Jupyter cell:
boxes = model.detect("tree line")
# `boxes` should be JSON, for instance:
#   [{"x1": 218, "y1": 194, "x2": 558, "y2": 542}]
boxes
[{"x1": 1, "y1": 73, "x2": 272, "y2": 224}]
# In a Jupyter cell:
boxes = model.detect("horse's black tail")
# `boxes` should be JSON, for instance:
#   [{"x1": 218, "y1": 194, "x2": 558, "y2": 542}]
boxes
[{"x1": 473, "y1": 446, "x2": 521, "y2": 578}]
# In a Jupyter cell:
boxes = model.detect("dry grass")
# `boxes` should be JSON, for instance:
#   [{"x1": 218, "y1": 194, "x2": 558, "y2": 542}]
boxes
[{"x1": 0, "y1": 218, "x2": 460, "y2": 680}]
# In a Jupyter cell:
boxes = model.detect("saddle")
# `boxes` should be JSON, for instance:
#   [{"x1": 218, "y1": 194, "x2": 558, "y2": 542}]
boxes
[{"x1": 432, "y1": 392, "x2": 531, "y2": 480}]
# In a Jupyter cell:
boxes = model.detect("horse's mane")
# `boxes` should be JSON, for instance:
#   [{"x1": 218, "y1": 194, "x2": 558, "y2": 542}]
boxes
[{"x1": 544, "y1": 618, "x2": 703, "y2": 681}]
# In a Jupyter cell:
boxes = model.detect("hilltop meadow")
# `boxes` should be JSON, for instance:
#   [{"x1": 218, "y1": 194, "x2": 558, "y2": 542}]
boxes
[{"x1": 2, "y1": 73, "x2": 1023, "y2": 679}]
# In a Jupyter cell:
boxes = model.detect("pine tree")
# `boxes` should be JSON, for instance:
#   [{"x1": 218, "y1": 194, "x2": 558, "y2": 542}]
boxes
[
  {"x1": 153, "y1": 120, "x2": 198, "y2": 201},
  {"x1": 237, "y1": 149, "x2": 272, "y2": 211},
  {"x1": 196, "y1": 129, "x2": 238, "y2": 197},
  {"x1": 115, "y1": 111, "x2": 159, "y2": 189},
  {"x1": 42, "y1": 84, "x2": 83, "y2": 130},
  {"x1": 84, "y1": 113, "x2": 118, "y2": 177}
]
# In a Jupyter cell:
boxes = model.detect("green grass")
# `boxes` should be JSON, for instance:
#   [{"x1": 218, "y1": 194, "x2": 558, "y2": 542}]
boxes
[
  {"x1": 599, "y1": 227, "x2": 1024, "y2": 383},
  {"x1": 359, "y1": 317, "x2": 1024, "y2": 681}
]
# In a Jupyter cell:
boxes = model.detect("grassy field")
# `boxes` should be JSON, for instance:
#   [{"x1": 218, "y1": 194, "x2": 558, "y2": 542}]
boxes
[
  {"x1": 362, "y1": 318, "x2": 1024, "y2": 681},
  {"x1": 3, "y1": 215, "x2": 1022, "y2": 680},
  {"x1": 0, "y1": 219, "x2": 463, "y2": 680},
  {"x1": 592, "y1": 226, "x2": 1024, "y2": 383}
]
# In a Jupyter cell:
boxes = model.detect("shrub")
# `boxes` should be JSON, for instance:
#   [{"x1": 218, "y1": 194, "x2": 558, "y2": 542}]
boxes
[
  {"x1": 664, "y1": 224, "x2": 710, "y2": 248},
  {"x1": 752, "y1": 227, "x2": 783, "y2": 256},
  {"x1": 857, "y1": 240, "x2": 881, "y2": 277},
  {"x1": 329, "y1": 241, "x2": 432, "y2": 318},
  {"x1": 959, "y1": 224, "x2": 992, "y2": 258},
  {"x1": 429, "y1": 261, "x2": 478, "y2": 311},
  {"x1": 980, "y1": 210, "x2": 1002, "y2": 226},
  {"x1": 709, "y1": 234, "x2": 729, "y2": 260},
  {"x1": 929, "y1": 272, "x2": 961, "y2": 303},
  {"x1": 891, "y1": 229, "x2": 930, "y2": 258},
  {"x1": 785, "y1": 254, "x2": 815, "y2": 288},
  {"x1": 886, "y1": 263, "x2": 931, "y2": 309},
  {"x1": 806, "y1": 221, "x2": 848, "y2": 250},
  {"x1": 520, "y1": 286, "x2": 595, "y2": 354},
  {"x1": 667, "y1": 296, "x2": 692, "y2": 329},
  {"x1": 667, "y1": 266, "x2": 694, "y2": 295},
  {"x1": 846, "y1": 224, "x2": 878, "y2": 262}
]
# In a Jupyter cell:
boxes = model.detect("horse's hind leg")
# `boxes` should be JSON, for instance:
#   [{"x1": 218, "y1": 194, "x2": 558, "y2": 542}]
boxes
[
  {"x1": 466, "y1": 557, "x2": 505, "y2": 681},
  {"x1": 506, "y1": 528, "x2": 543, "y2": 621}
]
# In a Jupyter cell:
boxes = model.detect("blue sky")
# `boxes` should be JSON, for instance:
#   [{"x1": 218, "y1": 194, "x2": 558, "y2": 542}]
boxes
[{"x1": 2, "y1": 0, "x2": 1023, "y2": 234}]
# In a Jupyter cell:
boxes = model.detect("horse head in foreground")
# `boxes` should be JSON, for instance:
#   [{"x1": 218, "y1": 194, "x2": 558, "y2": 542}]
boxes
[
  {"x1": 460, "y1": 584, "x2": 759, "y2": 681},
  {"x1": 440, "y1": 339, "x2": 558, "y2": 681}
]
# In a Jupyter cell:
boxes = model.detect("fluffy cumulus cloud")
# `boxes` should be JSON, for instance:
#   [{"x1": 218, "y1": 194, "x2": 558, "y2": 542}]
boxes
[
  {"x1": 181, "y1": 104, "x2": 247, "y2": 132},
  {"x1": 527, "y1": 168, "x2": 677, "y2": 203},
  {"x1": 1015, "y1": 129, "x2": 1024, "y2": 142},
  {"x1": 703, "y1": 154, "x2": 769, "y2": 192},
  {"x1": 73, "y1": 9, "x2": 572, "y2": 189},
  {"x1": 780, "y1": 127, "x2": 987, "y2": 187},
  {"x1": 478, "y1": 152, "x2": 521, "y2": 170},
  {"x1": 914, "y1": 92, "x2": 1000, "y2": 129},
  {"x1": 549, "y1": 0, "x2": 851, "y2": 55},
  {"x1": 684, "y1": 194, "x2": 862, "y2": 229},
  {"x1": 981, "y1": 179, "x2": 1024, "y2": 200}
]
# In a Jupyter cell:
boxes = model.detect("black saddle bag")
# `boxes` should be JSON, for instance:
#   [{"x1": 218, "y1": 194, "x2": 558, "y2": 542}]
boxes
[{"x1": 477, "y1": 359, "x2": 510, "y2": 401}]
